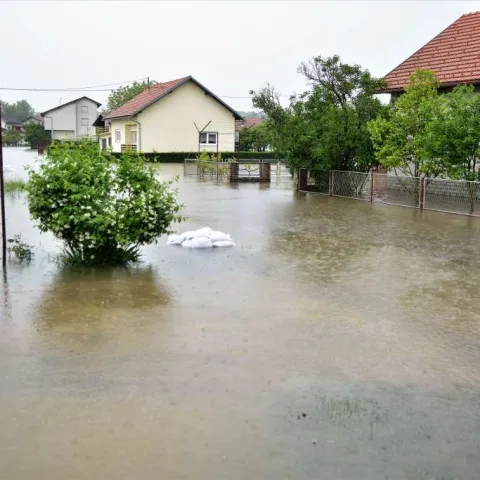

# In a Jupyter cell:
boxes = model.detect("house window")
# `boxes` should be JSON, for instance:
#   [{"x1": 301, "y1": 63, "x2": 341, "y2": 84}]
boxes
[
  {"x1": 81, "y1": 105, "x2": 88, "y2": 113},
  {"x1": 199, "y1": 132, "x2": 217, "y2": 145},
  {"x1": 108, "y1": 136, "x2": 112, "y2": 147},
  {"x1": 115, "y1": 129, "x2": 121, "y2": 143},
  {"x1": 81, "y1": 118, "x2": 89, "y2": 126}
]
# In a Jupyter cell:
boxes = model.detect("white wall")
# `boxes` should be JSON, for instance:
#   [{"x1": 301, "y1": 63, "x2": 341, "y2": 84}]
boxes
[
  {"x1": 44, "y1": 103, "x2": 75, "y2": 135},
  {"x1": 75, "y1": 98, "x2": 100, "y2": 137},
  {"x1": 44, "y1": 98, "x2": 100, "y2": 138},
  {"x1": 109, "y1": 119, "x2": 137, "y2": 152},
  {"x1": 138, "y1": 80, "x2": 236, "y2": 153}
]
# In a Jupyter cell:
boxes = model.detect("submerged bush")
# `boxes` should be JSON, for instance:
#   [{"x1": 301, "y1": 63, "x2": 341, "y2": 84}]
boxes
[
  {"x1": 26, "y1": 140, "x2": 183, "y2": 266},
  {"x1": 7, "y1": 234, "x2": 34, "y2": 262},
  {"x1": 4, "y1": 178, "x2": 26, "y2": 195}
]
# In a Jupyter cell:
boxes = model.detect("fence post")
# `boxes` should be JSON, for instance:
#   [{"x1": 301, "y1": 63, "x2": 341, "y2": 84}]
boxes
[
  {"x1": 329, "y1": 170, "x2": 334, "y2": 196},
  {"x1": 370, "y1": 170, "x2": 374, "y2": 203},
  {"x1": 216, "y1": 160, "x2": 219, "y2": 183},
  {"x1": 419, "y1": 176, "x2": 425, "y2": 211},
  {"x1": 298, "y1": 168, "x2": 308, "y2": 191}
]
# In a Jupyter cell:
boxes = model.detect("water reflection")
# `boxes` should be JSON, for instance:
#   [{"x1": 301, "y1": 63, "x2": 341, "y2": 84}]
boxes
[
  {"x1": 2, "y1": 150, "x2": 480, "y2": 479},
  {"x1": 33, "y1": 266, "x2": 171, "y2": 349}
]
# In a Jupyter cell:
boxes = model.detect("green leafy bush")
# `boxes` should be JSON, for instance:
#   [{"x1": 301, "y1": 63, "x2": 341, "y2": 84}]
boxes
[
  {"x1": 8, "y1": 235, "x2": 34, "y2": 262},
  {"x1": 4, "y1": 178, "x2": 26, "y2": 195},
  {"x1": 109, "y1": 151, "x2": 281, "y2": 163},
  {"x1": 26, "y1": 140, "x2": 183, "y2": 266}
]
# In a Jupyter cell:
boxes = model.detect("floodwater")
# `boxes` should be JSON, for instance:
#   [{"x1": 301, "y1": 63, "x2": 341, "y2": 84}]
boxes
[{"x1": 1, "y1": 148, "x2": 480, "y2": 480}]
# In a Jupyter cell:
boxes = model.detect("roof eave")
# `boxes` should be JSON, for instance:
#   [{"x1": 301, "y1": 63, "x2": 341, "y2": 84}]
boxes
[
  {"x1": 132, "y1": 76, "x2": 244, "y2": 120},
  {"x1": 377, "y1": 78, "x2": 480, "y2": 94}
]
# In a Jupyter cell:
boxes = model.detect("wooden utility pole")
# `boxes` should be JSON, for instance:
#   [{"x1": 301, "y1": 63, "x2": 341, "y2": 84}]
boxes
[{"x1": 0, "y1": 100, "x2": 6, "y2": 267}]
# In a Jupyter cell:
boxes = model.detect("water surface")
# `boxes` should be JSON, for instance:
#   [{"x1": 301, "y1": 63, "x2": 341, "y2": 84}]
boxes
[{"x1": 1, "y1": 148, "x2": 480, "y2": 479}]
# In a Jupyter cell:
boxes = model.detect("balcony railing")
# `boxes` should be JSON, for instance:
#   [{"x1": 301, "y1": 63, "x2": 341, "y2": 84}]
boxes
[
  {"x1": 121, "y1": 144, "x2": 137, "y2": 152},
  {"x1": 96, "y1": 126, "x2": 110, "y2": 135}
]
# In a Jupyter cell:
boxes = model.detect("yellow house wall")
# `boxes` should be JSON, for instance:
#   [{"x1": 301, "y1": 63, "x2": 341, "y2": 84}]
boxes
[
  {"x1": 137, "y1": 80, "x2": 236, "y2": 153},
  {"x1": 109, "y1": 119, "x2": 137, "y2": 152}
]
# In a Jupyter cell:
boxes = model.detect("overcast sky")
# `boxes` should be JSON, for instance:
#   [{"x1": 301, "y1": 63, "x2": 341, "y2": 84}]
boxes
[{"x1": 1, "y1": 0, "x2": 479, "y2": 113}]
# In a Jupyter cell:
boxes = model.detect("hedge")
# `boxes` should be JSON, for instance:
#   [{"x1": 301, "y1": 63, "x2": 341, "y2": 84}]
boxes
[{"x1": 110, "y1": 151, "x2": 283, "y2": 163}]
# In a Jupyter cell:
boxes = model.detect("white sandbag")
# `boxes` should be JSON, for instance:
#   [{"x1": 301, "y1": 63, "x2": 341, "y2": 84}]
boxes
[
  {"x1": 181, "y1": 239, "x2": 194, "y2": 248},
  {"x1": 182, "y1": 237, "x2": 213, "y2": 248},
  {"x1": 209, "y1": 230, "x2": 232, "y2": 242},
  {"x1": 182, "y1": 227, "x2": 212, "y2": 240},
  {"x1": 213, "y1": 240, "x2": 236, "y2": 248},
  {"x1": 167, "y1": 234, "x2": 185, "y2": 245}
]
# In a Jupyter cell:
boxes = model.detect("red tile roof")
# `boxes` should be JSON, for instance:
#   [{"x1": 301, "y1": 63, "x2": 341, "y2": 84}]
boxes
[
  {"x1": 105, "y1": 75, "x2": 243, "y2": 120},
  {"x1": 105, "y1": 77, "x2": 187, "y2": 119},
  {"x1": 243, "y1": 117, "x2": 262, "y2": 128},
  {"x1": 381, "y1": 12, "x2": 480, "y2": 92}
]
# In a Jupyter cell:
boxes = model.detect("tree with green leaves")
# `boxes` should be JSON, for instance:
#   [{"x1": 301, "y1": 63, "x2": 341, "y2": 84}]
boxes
[
  {"x1": 24, "y1": 122, "x2": 50, "y2": 149},
  {"x1": 239, "y1": 123, "x2": 271, "y2": 152},
  {"x1": 3, "y1": 129, "x2": 21, "y2": 146},
  {"x1": 368, "y1": 69, "x2": 444, "y2": 178},
  {"x1": 421, "y1": 84, "x2": 480, "y2": 181},
  {"x1": 251, "y1": 55, "x2": 386, "y2": 176},
  {"x1": 1, "y1": 100, "x2": 35, "y2": 121},
  {"x1": 26, "y1": 139, "x2": 183, "y2": 266},
  {"x1": 106, "y1": 80, "x2": 157, "y2": 111}
]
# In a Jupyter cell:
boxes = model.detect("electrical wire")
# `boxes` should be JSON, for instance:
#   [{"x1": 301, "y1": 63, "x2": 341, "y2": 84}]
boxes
[
  {"x1": 0, "y1": 78, "x2": 149, "y2": 93},
  {"x1": 0, "y1": 83, "x2": 290, "y2": 98}
]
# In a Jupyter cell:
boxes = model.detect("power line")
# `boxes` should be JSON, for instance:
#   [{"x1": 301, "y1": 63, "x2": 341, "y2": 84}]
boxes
[
  {"x1": 0, "y1": 80, "x2": 292, "y2": 99},
  {"x1": 0, "y1": 88, "x2": 290, "y2": 99},
  {"x1": 68, "y1": 78, "x2": 148, "y2": 90},
  {"x1": 0, "y1": 78, "x2": 148, "y2": 93}
]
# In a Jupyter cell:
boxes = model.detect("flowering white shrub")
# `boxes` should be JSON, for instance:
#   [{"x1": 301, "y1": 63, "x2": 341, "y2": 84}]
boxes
[{"x1": 26, "y1": 140, "x2": 183, "y2": 265}]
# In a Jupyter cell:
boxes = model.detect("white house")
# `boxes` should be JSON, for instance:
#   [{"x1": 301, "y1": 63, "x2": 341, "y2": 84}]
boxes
[
  {"x1": 41, "y1": 96, "x2": 101, "y2": 140},
  {"x1": 100, "y1": 76, "x2": 242, "y2": 153}
]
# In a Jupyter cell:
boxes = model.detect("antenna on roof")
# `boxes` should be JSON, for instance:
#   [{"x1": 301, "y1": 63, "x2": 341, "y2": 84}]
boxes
[{"x1": 147, "y1": 77, "x2": 150, "y2": 92}]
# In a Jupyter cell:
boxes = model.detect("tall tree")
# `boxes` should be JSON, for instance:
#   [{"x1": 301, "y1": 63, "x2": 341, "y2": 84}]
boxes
[
  {"x1": 1, "y1": 100, "x2": 35, "y2": 121},
  {"x1": 106, "y1": 80, "x2": 157, "y2": 111},
  {"x1": 24, "y1": 122, "x2": 50, "y2": 149},
  {"x1": 3, "y1": 129, "x2": 21, "y2": 145},
  {"x1": 239, "y1": 123, "x2": 271, "y2": 152},
  {"x1": 421, "y1": 84, "x2": 480, "y2": 181},
  {"x1": 251, "y1": 55, "x2": 386, "y2": 172},
  {"x1": 368, "y1": 69, "x2": 444, "y2": 178}
]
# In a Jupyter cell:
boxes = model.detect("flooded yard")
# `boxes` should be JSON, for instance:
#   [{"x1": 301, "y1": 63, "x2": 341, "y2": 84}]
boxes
[{"x1": 1, "y1": 148, "x2": 480, "y2": 479}]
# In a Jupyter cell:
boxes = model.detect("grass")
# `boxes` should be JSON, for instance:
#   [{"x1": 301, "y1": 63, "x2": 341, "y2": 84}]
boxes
[{"x1": 4, "y1": 178, "x2": 26, "y2": 194}]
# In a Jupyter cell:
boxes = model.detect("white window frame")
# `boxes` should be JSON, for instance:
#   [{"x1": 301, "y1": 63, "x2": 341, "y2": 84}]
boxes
[
  {"x1": 115, "y1": 129, "x2": 121, "y2": 143},
  {"x1": 81, "y1": 105, "x2": 88, "y2": 113},
  {"x1": 199, "y1": 131, "x2": 217, "y2": 146},
  {"x1": 81, "y1": 118, "x2": 89, "y2": 127}
]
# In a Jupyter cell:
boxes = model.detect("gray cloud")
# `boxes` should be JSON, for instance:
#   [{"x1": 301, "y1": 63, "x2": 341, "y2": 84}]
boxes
[{"x1": 1, "y1": 0, "x2": 478, "y2": 112}]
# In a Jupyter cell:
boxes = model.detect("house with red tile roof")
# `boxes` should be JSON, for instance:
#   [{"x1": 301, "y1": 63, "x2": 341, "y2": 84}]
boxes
[
  {"x1": 379, "y1": 11, "x2": 480, "y2": 98},
  {"x1": 99, "y1": 76, "x2": 242, "y2": 153}
]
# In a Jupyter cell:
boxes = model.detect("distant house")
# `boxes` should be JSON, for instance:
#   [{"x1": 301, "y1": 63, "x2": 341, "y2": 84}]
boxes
[
  {"x1": 21, "y1": 114, "x2": 43, "y2": 126},
  {"x1": 242, "y1": 117, "x2": 263, "y2": 129},
  {"x1": 379, "y1": 12, "x2": 480, "y2": 99},
  {"x1": 101, "y1": 76, "x2": 242, "y2": 153},
  {"x1": 41, "y1": 96, "x2": 101, "y2": 140},
  {"x1": 3, "y1": 114, "x2": 25, "y2": 143},
  {"x1": 234, "y1": 117, "x2": 263, "y2": 149}
]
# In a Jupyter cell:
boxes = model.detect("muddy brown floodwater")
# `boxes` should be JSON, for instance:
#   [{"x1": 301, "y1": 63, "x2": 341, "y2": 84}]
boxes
[{"x1": 1, "y1": 148, "x2": 480, "y2": 479}]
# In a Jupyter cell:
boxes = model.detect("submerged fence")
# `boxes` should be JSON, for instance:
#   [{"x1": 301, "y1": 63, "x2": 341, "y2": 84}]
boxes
[
  {"x1": 183, "y1": 159, "x2": 274, "y2": 183},
  {"x1": 298, "y1": 169, "x2": 480, "y2": 217}
]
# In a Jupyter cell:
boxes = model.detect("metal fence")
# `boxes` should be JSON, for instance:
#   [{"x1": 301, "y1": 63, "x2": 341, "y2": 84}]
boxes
[
  {"x1": 299, "y1": 168, "x2": 480, "y2": 217},
  {"x1": 183, "y1": 159, "x2": 272, "y2": 183}
]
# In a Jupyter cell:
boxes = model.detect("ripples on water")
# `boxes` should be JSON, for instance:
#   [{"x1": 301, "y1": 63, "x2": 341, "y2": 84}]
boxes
[{"x1": 1, "y1": 148, "x2": 480, "y2": 479}]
